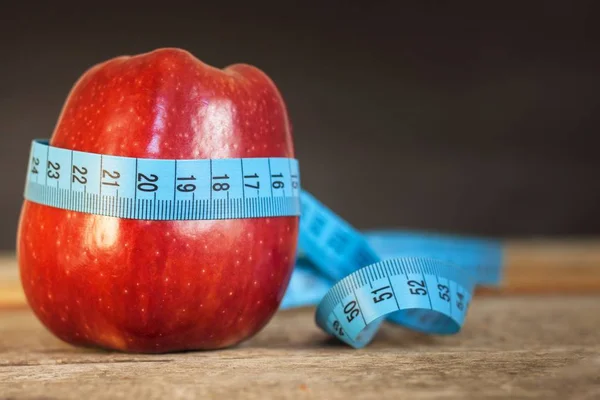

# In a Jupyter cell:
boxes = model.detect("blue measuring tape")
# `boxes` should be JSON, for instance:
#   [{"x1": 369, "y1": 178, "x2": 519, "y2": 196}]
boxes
[
  {"x1": 287, "y1": 192, "x2": 501, "y2": 347},
  {"x1": 25, "y1": 140, "x2": 301, "y2": 220},
  {"x1": 24, "y1": 139, "x2": 503, "y2": 348}
]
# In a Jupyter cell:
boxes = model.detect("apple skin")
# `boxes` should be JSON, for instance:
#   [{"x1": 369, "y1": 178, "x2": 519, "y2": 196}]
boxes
[{"x1": 17, "y1": 48, "x2": 298, "y2": 353}]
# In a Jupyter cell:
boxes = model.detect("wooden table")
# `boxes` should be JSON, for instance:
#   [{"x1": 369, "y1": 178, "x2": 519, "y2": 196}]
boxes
[{"x1": 1, "y1": 249, "x2": 600, "y2": 399}]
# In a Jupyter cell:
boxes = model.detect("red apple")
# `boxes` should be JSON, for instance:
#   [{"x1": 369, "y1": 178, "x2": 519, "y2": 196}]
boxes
[{"x1": 17, "y1": 48, "x2": 298, "y2": 352}]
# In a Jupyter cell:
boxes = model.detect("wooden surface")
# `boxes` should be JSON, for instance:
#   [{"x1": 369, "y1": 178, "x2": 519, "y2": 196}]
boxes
[
  {"x1": 0, "y1": 254, "x2": 25, "y2": 309},
  {"x1": 1, "y1": 245, "x2": 600, "y2": 399},
  {"x1": 502, "y1": 238, "x2": 600, "y2": 293},
  {"x1": 1, "y1": 298, "x2": 599, "y2": 399}
]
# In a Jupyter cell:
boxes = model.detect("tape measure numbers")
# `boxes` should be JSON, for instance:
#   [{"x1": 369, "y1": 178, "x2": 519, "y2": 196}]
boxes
[
  {"x1": 296, "y1": 191, "x2": 500, "y2": 347},
  {"x1": 315, "y1": 258, "x2": 474, "y2": 347},
  {"x1": 25, "y1": 140, "x2": 301, "y2": 220},
  {"x1": 23, "y1": 139, "x2": 503, "y2": 348}
]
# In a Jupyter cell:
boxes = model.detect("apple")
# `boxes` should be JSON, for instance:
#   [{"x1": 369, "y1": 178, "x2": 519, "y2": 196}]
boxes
[{"x1": 17, "y1": 48, "x2": 298, "y2": 352}]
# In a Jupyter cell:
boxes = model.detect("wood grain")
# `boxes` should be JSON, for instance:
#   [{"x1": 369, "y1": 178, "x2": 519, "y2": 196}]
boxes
[
  {"x1": 1, "y1": 297, "x2": 599, "y2": 399},
  {"x1": 0, "y1": 253, "x2": 25, "y2": 309},
  {"x1": 501, "y1": 238, "x2": 600, "y2": 293}
]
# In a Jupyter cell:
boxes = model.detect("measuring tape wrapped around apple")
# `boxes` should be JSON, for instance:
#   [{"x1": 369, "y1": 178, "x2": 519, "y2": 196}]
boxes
[{"x1": 23, "y1": 139, "x2": 502, "y2": 349}]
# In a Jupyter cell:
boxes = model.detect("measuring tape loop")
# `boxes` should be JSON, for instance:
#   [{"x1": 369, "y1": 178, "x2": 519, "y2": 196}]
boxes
[
  {"x1": 294, "y1": 191, "x2": 502, "y2": 347},
  {"x1": 25, "y1": 140, "x2": 301, "y2": 220},
  {"x1": 314, "y1": 257, "x2": 474, "y2": 347},
  {"x1": 23, "y1": 139, "x2": 503, "y2": 348}
]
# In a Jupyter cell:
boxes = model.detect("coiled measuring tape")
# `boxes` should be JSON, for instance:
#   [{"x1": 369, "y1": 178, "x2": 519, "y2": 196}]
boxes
[
  {"x1": 287, "y1": 192, "x2": 502, "y2": 347},
  {"x1": 24, "y1": 139, "x2": 503, "y2": 348}
]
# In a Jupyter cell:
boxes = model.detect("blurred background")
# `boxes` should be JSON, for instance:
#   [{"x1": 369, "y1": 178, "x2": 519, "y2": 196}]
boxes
[{"x1": 1, "y1": 1, "x2": 599, "y2": 250}]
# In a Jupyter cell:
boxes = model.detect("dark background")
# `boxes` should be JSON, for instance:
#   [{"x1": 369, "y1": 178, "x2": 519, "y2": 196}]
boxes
[{"x1": 1, "y1": 1, "x2": 599, "y2": 250}]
